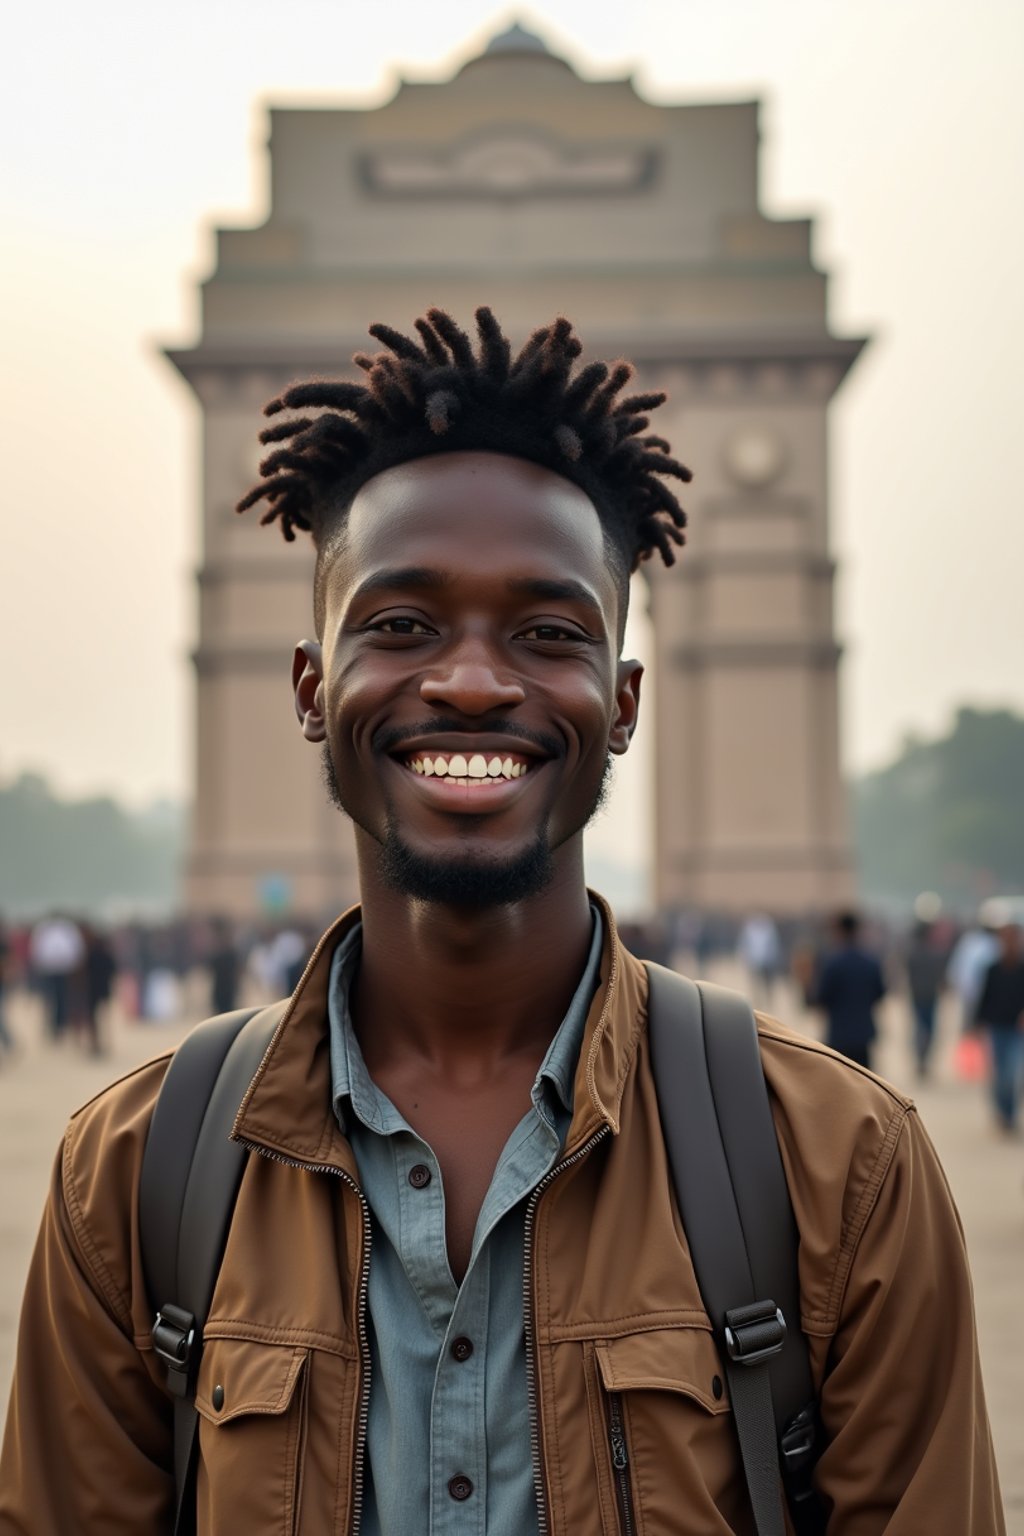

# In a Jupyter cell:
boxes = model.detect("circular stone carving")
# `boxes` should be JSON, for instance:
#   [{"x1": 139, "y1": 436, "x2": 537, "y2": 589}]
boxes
[{"x1": 724, "y1": 426, "x2": 787, "y2": 488}]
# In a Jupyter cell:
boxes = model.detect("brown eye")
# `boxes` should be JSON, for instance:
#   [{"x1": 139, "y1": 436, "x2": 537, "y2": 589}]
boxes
[
  {"x1": 521, "y1": 623, "x2": 577, "y2": 642},
  {"x1": 374, "y1": 616, "x2": 432, "y2": 635}
]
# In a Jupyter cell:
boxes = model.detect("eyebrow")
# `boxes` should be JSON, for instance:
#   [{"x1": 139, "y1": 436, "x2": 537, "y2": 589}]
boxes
[
  {"x1": 350, "y1": 567, "x2": 453, "y2": 601},
  {"x1": 504, "y1": 577, "x2": 603, "y2": 615}
]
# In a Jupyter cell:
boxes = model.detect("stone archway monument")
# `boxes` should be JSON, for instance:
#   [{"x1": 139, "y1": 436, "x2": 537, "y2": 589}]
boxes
[{"x1": 166, "y1": 22, "x2": 864, "y2": 919}]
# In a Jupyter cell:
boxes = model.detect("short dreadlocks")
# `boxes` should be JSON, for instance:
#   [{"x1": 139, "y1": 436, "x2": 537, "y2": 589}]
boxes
[{"x1": 237, "y1": 306, "x2": 690, "y2": 634}]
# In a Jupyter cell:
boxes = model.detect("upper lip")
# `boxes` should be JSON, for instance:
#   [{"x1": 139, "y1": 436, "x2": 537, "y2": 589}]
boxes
[{"x1": 389, "y1": 736, "x2": 550, "y2": 760}]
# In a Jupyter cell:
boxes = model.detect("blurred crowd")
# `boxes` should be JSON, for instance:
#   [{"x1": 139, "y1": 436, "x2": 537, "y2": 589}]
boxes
[
  {"x1": 1, "y1": 899, "x2": 1021, "y2": 1132},
  {"x1": 622, "y1": 895, "x2": 1024, "y2": 1132},
  {"x1": 0, "y1": 913, "x2": 316, "y2": 1061}
]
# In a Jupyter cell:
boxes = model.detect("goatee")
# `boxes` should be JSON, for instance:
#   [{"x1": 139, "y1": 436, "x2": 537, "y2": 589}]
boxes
[{"x1": 320, "y1": 743, "x2": 612, "y2": 908}]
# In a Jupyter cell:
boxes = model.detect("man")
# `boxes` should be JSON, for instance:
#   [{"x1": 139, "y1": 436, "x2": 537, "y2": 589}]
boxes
[
  {"x1": 948, "y1": 907, "x2": 1002, "y2": 1034},
  {"x1": 27, "y1": 911, "x2": 85, "y2": 1041},
  {"x1": 974, "y1": 922, "x2": 1024, "y2": 1132},
  {"x1": 737, "y1": 912, "x2": 783, "y2": 1009},
  {"x1": 814, "y1": 911, "x2": 887, "y2": 1070},
  {"x1": 205, "y1": 917, "x2": 241, "y2": 1016},
  {"x1": 0, "y1": 310, "x2": 1004, "y2": 1533},
  {"x1": 902, "y1": 915, "x2": 947, "y2": 1078}
]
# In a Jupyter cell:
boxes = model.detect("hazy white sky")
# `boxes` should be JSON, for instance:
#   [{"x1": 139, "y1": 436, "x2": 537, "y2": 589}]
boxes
[{"x1": 2, "y1": 0, "x2": 1022, "y2": 873}]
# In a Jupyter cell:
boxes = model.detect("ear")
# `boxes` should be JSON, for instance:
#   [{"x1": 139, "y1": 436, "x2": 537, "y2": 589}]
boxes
[
  {"x1": 608, "y1": 659, "x2": 643, "y2": 756},
  {"x1": 292, "y1": 641, "x2": 326, "y2": 742}
]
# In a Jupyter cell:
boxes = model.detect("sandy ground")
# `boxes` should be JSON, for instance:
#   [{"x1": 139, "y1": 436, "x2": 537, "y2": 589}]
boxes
[{"x1": 1, "y1": 969, "x2": 1020, "y2": 1529}]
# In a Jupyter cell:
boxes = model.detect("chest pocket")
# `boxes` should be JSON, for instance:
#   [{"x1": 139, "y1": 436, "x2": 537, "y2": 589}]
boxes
[
  {"x1": 584, "y1": 1326, "x2": 740, "y2": 1536},
  {"x1": 195, "y1": 1337, "x2": 309, "y2": 1536}
]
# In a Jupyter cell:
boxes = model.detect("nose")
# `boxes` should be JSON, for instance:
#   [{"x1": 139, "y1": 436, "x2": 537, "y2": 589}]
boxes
[{"x1": 419, "y1": 638, "x2": 527, "y2": 715}]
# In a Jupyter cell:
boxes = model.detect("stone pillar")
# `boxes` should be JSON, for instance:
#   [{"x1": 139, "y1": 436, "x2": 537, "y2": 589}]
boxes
[
  {"x1": 182, "y1": 367, "x2": 358, "y2": 920},
  {"x1": 648, "y1": 349, "x2": 858, "y2": 915}
]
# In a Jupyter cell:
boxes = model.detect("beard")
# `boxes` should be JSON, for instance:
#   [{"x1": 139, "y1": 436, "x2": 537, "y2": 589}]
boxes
[{"x1": 321, "y1": 743, "x2": 613, "y2": 908}]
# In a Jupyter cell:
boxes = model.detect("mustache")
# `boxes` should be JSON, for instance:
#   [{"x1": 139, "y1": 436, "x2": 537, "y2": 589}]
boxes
[{"x1": 372, "y1": 716, "x2": 564, "y2": 760}]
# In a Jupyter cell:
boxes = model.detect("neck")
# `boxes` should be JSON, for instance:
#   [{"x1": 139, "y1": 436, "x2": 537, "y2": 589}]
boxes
[{"x1": 350, "y1": 836, "x2": 594, "y2": 1073}]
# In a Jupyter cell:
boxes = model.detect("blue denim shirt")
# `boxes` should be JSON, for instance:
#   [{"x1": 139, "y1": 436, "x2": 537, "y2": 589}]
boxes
[{"x1": 327, "y1": 910, "x2": 602, "y2": 1536}]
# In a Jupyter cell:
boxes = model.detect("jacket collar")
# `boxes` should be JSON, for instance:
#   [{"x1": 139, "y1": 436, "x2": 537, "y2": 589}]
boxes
[{"x1": 233, "y1": 892, "x2": 647, "y2": 1174}]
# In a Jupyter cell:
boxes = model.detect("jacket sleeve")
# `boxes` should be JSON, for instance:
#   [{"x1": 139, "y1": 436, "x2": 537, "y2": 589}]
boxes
[
  {"x1": 0, "y1": 1130, "x2": 174, "y2": 1533},
  {"x1": 812, "y1": 1108, "x2": 1005, "y2": 1534}
]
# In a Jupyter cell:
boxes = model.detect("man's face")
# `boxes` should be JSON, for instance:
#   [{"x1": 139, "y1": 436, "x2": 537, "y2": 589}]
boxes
[{"x1": 293, "y1": 451, "x2": 641, "y2": 907}]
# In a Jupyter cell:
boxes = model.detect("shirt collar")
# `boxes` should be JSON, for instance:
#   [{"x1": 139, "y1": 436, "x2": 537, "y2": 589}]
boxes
[{"x1": 328, "y1": 906, "x2": 603, "y2": 1137}]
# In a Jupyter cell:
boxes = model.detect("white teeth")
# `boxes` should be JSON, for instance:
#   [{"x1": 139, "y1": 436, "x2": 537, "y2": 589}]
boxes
[{"x1": 407, "y1": 752, "x2": 530, "y2": 780}]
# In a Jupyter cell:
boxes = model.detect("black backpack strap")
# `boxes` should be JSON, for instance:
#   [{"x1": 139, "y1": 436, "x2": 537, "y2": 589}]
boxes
[
  {"x1": 140, "y1": 1002, "x2": 285, "y2": 1535},
  {"x1": 645, "y1": 963, "x2": 822, "y2": 1536}
]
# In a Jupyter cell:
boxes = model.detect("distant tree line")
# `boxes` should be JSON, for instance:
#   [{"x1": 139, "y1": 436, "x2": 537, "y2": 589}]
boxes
[
  {"x1": 854, "y1": 707, "x2": 1024, "y2": 910},
  {"x1": 0, "y1": 773, "x2": 183, "y2": 919},
  {"x1": 2, "y1": 705, "x2": 1022, "y2": 917}
]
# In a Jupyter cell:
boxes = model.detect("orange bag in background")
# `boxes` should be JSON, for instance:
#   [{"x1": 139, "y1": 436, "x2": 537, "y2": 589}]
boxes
[{"x1": 953, "y1": 1033, "x2": 988, "y2": 1083}]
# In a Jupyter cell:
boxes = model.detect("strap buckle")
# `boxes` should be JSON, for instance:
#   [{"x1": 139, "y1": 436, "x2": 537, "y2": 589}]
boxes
[
  {"x1": 780, "y1": 1401, "x2": 818, "y2": 1470},
  {"x1": 724, "y1": 1299, "x2": 786, "y2": 1366},
  {"x1": 152, "y1": 1303, "x2": 199, "y2": 1398}
]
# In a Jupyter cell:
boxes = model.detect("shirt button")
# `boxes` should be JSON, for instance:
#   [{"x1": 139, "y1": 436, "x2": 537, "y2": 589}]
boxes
[
  {"x1": 451, "y1": 1336, "x2": 474, "y2": 1363},
  {"x1": 408, "y1": 1163, "x2": 432, "y2": 1189},
  {"x1": 448, "y1": 1475, "x2": 474, "y2": 1502}
]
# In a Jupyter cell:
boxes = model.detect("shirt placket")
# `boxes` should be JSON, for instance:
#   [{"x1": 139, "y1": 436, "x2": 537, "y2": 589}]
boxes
[{"x1": 430, "y1": 1251, "x2": 490, "y2": 1535}]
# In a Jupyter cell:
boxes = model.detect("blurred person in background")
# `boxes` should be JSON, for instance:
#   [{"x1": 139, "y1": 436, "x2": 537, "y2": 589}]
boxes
[
  {"x1": 902, "y1": 896, "x2": 948, "y2": 1079},
  {"x1": 737, "y1": 911, "x2": 782, "y2": 1008},
  {"x1": 814, "y1": 911, "x2": 887, "y2": 1069},
  {"x1": 973, "y1": 922, "x2": 1024, "y2": 1134},
  {"x1": 81, "y1": 923, "x2": 118, "y2": 1057},
  {"x1": 206, "y1": 917, "x2": 241, "y2": 1015},
  {"x1": 267, "y1": 923, "x2": 313, "y2": 995},
  {"x1": 947, "y1": 907, "x2": 1001, "y2": 1034},
  {"x1": 28, "y1": 912, "x2": 85, "y2": 1041}
]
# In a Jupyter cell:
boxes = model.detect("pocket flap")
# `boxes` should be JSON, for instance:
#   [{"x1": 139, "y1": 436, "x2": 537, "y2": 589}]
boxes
[
  {"x1": 195, "y1": 1337, "x2": 308, "y2": 1425},
  {"x1": 595, "y1": 1326, "x2": 729, "y2": 1414}
]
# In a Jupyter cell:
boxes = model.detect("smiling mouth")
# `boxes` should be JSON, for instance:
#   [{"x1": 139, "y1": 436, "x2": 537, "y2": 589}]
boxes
[{"x1": 403, "y1": 751, "x2": 532, "y2": 785}]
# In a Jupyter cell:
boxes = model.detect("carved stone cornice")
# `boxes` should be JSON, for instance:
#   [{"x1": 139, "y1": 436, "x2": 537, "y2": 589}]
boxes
[
  {"x1": 672, "y1": 639, "x2": 843, "y2": 669},
  {"x1": 192, "y1": 645, "x2": 295, "y2": 676},
  {"x1": 163, "y1": 332, "x2": 867, "y2": 403},
  {"x1": 674, "y1": 551, "x2": 836, "y2": 579},
  {"x1": 359, "y1": 127, "x2": 658, "y2": 201},
  {"x1": 672, "y1": 846, "x2": 855, "y2": 873}
]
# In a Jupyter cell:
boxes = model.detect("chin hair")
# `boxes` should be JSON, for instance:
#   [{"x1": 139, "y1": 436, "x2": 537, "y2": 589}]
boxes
[
  {"x1": 378, "y1": 826, "x2": 554, "y2": 908},
  {"x1": 320, "y1": 742, "x2": 614, "y2": 907}
]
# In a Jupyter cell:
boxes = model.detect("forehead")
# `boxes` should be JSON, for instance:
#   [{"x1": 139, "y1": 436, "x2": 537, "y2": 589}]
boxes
[{"x1": 327, "y1": 451, "x2": 614, "y2": 606}]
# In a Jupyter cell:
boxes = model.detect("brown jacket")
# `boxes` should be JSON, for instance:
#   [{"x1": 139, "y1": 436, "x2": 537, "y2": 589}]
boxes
[{"x1": 0, "y1": 903, "x2": 1005, "y2": 1534}]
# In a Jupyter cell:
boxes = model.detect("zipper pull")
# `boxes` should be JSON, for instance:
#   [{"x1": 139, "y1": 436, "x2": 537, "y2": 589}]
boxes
[{"x1": 608, "y1": 1395, "x2": 629, "y2": 1470}]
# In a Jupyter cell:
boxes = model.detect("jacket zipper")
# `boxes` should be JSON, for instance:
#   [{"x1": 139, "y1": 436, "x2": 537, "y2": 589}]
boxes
[
  {"x1": 606, "y1": 1392, "x2": 637, "y2": 1536},
  {"x1": 523, "y1": 1124, "x2": 610, "y2": 1536},
  {"x1": 238, "y1": 1140, "x2": 373, "y2": 1536}
]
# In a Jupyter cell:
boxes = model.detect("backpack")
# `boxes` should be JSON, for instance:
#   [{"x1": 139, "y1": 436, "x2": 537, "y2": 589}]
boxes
[{"x1": 141, "y1": 967, "x2": 823, "y2": 1536}]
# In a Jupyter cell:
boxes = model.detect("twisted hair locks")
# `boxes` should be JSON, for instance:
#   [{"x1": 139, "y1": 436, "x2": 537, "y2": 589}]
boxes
[{"x1": 238, "y1": 306, "x2": 691, "y2": 580}]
